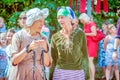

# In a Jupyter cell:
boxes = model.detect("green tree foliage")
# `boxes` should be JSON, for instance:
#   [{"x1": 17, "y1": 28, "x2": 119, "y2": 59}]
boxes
[{"x1": 0, "y1": 0, "x2": 120, "y2": 36}]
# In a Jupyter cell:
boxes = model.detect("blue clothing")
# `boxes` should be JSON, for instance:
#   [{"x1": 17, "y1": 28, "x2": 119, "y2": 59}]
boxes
[
  {"x1": 0, "y1": 24, "x2": 6, "y2": 33},
  {"x1": 98, "y1": 39, "x2": 106, "y2": 67},
  {"x1": 0, "y1": 47, "x2": 9, "y2": 78},
  {"x1": 41, "y1": 25, "x2": 50, "y2": 39},
  {"x1": 105, "y1": 35, "x2": 119, "y2": 66},
  {"x1": 98, "y1": 30, "x2": 106, "y2": 67}
]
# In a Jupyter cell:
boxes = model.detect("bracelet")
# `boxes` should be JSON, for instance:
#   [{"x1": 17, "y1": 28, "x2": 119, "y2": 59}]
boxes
[
  {"x1": 113, "y1": 49, "x2": 117, "y2": 52},
  {"x1": 43, "y1": 44, "x2": 49, "y2": 53},
  {"x1": 26, "y1": 44, "x2": 32, "y2": 53}
]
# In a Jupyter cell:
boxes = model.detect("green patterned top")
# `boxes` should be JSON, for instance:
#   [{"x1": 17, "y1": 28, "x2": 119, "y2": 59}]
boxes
[{"x1": 49, "y1": 28, "x2": 88, "y2": 79}]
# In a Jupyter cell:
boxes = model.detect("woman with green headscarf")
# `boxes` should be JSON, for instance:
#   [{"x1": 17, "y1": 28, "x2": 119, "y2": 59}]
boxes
[{"x1": 49, "y1": 6, "x2": 88, "y2": 80}]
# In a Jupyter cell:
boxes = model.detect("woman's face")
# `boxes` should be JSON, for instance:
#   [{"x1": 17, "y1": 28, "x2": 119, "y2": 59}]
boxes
[
  {"x1": 0, "y1": 36, "x2": 7, "y2": 46},
  {"x1": 31, "y1": 18, "x2": 44, "y2": 33},
  {"x1": 19, "y1": 16, "x2": 26, "y2": 28},
  {"x1": 109, "y1": 27, "x2": 116, "y2": 34},
  {"x1": 111, "y1": 27, "x2": 116, "y2": 33},
  {"x1": 57, "y1": 16, "x2": 71, "y2": 28},
  {"x1": 6, "y1": 32, "x2": 14, "y2": 44},
  {"x1": 102, "y1": 24, "x2": 108, "y2": 31}
]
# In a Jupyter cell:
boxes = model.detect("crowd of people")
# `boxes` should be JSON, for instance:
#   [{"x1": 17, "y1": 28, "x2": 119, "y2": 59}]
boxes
[{"x1": 0, "y1": 6, "x2": 120, "y2": 80}]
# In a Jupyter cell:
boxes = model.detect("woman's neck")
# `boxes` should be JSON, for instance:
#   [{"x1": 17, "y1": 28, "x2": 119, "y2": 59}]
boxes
[
  {"x1": 62, "y1": 25, "x2": 73, "y2": 36},
  {"x1": 26, "y1": 28, "x2": 38, "y2": 36},
  {"x1": 110, "y1": 33, "x2": 116, "y2": 36}
]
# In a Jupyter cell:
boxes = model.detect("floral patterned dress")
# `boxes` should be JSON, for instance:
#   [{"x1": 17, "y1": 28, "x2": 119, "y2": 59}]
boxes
[
  {"x1": 0, "y1": 47, "x2": 9, "y2": 78},
  {"x1": 98, "y1": 30, "x2": 106, "y2": 67}
]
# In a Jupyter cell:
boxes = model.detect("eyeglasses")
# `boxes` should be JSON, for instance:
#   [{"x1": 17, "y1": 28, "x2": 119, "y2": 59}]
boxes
[{"x1": 19, "y1": 17, "x2": 27, "y2": 20}]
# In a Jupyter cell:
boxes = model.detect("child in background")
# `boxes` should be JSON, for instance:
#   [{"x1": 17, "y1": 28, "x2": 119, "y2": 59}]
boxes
[
  {"x1": 0, "y1": 33, "x2": 8, "y2": 80},
  {"x1": 6, "y1": 29, "x2": 15, "y2": 80},
  {"x1": 104, "y1": 24, "x2": 119, "y2": 80},
  {"x1": 98, "y1": 21, "x2": 108, "y2": 79},
  {"x1": 0, "y1": 17, "x2": 6, "y2": 33},
  {"x1": 6, "y1": 29, "x2": 15, "y2": 57}
]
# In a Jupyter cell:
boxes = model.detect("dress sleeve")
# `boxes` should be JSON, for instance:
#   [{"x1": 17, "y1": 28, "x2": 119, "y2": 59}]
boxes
[
  {"x1": 11, "y1": 32, "x2": 21, "y2": 58},
  {"x1": 49, "y1": 35, "x2": 58, "y2": 80}
]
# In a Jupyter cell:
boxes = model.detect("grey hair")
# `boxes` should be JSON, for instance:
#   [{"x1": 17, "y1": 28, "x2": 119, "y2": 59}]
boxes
[{"x1": 79, "y1": 13, "x2": 90, "y2": 22}]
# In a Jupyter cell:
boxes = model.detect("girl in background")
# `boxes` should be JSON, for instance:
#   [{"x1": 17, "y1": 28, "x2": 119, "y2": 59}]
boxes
[
  {"x1": 6, "y1": 29, "x2": 15, "y2": 57},
  {"x1": 98, "y1": 21, "x2": 108, "y2": 79},
  {"x1": 104, "y1": 24, "x2": 119, "y2": 80},
  {"x1": 0, "y1": 33, "x2": 8, "y2": 80},
  {"x1": 6, "y1": 29, "x2": 15, "y2": 80}
]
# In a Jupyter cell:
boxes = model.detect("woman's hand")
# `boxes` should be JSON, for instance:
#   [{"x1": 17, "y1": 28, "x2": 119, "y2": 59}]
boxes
[
  {"x1": 28, "y1": 40, "x2": 41, "y2": 51},
  {"x1": 38, "y1": 40, "x2": 48, "y2": 51},
  {"x1": 29, "y1": 39, "x2": 48, "y2": 51},
  {"x1": 112, "y1": 52, "x2": 118, "y2": 60}
]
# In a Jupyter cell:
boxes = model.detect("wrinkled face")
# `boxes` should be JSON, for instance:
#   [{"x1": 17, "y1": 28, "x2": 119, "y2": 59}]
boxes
[
  {"x1": 6, "y1": 32, "x2": 14, "y2": 44},
  {"x1": 0, "y1": 36, "x2": 7, "y2": 46},
  {"x1": 57, "y1": 15, "x2": 71, "y2": 28},
  {"x1": 19, "y1": 16, "x2": 27, "y2": 28},
  {"x1": 31, "y1": 18, "x2": 44, "y2": 33}
]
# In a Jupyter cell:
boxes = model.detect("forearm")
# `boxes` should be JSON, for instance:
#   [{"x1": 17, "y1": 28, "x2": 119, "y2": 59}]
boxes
[
  {"x1": 86, "y1": 32, "x2": 96, "y2": 36},
  {"x1": 114, "y1": 38, "x2": 119, "y2": 49},
  {"x1": 11, "y1": 48, "x2": 27, "y2": 65},
  {"x1": 44, "y1": 53, "x2": 51, "y2": 67}
]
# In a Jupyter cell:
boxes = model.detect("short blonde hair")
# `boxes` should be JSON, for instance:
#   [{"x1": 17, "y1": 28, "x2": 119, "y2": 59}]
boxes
[
  {"x1": 108, "y1": 24, "x2": 115, "y2": 29},
  {"x1": 79, "y1": 13, "x2": 90, "y2": 22}
]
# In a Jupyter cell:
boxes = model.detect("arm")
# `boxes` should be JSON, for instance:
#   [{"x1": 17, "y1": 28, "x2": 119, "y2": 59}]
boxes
[
  {"x1": 49, "y1": 35, "x2": 58, "y2": 80},
  {"x1": 11, "y1": 33, "x2": 27, "y2": 66},
  {"x1": 11, "y1": 33, "x2": 51, "y2": 66},
  {"x1": 114, "y1": 38, "x2": 119, "y2": 50},
  {"x1": 82, "y1": 32, "x2": 88, "y2": 59},
  {"x1": 112, "y1": 38, "x2": 120, "y2": 60},
  {"x1": 104, "y1": 36, "x2": 109, "y2": 51},
  {"x1": 85, "y1": 26, "x2": 97, "y2": 36},
  {"x1": 81, "y1": 32, "x2": 89, "y2": 78},
  {"x1": 43, "y1": 42, "x2": 51, "y2": 67},
  {"x1": 11, "y1": 49, "x2": 27, "y2": 66}
]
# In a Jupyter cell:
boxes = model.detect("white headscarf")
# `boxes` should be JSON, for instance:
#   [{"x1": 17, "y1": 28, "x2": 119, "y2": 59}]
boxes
[{"x1": 26, "y1": 8, "x2": 49, "y2": 27}]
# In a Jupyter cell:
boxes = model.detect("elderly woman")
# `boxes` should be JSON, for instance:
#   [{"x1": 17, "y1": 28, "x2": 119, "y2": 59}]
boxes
[
  {"x1": 79, "y1": 13, "x2": 98, "y2": 80},
  {"x1": 49, "y1": 7, "x2": 88, "y2": 80},
  {"x1": 10, "y1": 8, "x2": 51, "y2": 80},
  {"x1": 18, "y1": 11, "x2": 27, "y2": 28}
]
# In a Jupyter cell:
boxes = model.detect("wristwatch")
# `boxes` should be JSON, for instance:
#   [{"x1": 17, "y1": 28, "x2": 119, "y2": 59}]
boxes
[
  {"x1": 26, "y1": 44, "x2": 32, "y2": 53},
  {"x1": 113, "y1": 49, "x2": 117, "y2": 52}
]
